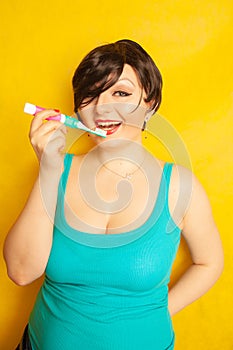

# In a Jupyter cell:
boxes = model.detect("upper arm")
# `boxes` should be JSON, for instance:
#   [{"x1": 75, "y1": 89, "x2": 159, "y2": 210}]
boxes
[{"x1": 181, "y1": 171, "x2": 224, "y2": 270}]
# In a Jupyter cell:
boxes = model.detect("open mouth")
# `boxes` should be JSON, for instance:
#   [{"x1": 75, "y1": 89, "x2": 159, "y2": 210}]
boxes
[{"x1": 95, "y1": 120, "x2": 122, "y2": 135}]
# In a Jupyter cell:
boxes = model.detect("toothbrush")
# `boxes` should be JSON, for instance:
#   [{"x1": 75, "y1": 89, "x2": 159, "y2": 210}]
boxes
[{"x1": 24, "y1": 103, "x2": 106, "y2": 138}]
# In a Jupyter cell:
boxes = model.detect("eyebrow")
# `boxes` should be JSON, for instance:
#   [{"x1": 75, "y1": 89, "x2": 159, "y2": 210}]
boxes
[{"x1": 116, "y1": 78, "x2": 136, "y2": 87}]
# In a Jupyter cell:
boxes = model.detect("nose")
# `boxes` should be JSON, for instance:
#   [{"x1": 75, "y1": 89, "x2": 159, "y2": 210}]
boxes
[{"x1": 95, "y1": 91, "x2": 113, "y2": 115}]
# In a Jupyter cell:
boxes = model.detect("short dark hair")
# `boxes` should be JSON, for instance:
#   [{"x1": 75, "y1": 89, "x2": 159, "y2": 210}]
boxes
[{"x1": 72, "y1": 39, "x2": 162, "y2": 113}]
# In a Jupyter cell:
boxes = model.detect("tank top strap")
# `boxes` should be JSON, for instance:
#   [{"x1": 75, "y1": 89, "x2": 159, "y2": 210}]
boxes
[
  {"x1": 158, "y1": 162, "x2": 179, "y2": 234},
  {"x1": 61, "y1": 153, "x2": 74, "y2": 189},
  {"x1": 156, "y1": 162, "x2": 173, "y2": 215},
  {"x1": 162, "y1": 162, "x2": 173, "y2": 201}
]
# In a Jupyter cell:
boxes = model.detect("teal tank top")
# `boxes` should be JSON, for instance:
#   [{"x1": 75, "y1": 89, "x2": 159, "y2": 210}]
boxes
[{"x1": 29, "y1": 153, "x2": 181, "y2": 350}]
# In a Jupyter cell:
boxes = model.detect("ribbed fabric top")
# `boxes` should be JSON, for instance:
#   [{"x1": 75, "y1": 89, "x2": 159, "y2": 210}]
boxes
[
  {"x1": 54, "y1": 153, "x2": 180, "y2": 248},
  {"x1": 28, "y1": 153, "x2": 181, "y2": 350}
]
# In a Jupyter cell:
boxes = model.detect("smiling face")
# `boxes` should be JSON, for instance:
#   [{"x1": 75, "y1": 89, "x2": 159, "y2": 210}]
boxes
[{"x1": 78, "y1": 64, "x2": 151, "y2": 144}]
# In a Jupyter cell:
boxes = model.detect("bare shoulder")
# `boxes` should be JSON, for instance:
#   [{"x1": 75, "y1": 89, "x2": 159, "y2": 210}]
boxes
[
  {"x1": 171, "y1": 165, "x2": 223, "y2": 269},
  {"x1": 168, "y1": 163, "x2": 194, "y2": 230},
  {"x1": 168, "y1": 162, "x2": 216, "y2": 231},
  {"x1": 169, "y1": 164, "x2": 221, "y2": 245}
]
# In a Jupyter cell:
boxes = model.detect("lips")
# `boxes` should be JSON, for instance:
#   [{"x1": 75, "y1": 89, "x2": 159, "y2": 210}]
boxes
[{"x1": 95, "y1": 119, "x2": 122, "y2": 135}]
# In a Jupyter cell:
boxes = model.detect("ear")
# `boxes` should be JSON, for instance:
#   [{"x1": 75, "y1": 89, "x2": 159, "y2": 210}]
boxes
[
  {"x1": 145, "y1": 99, "x2": 158, "y2": 121},
  {"x1": 144, "y1": 108, "x2": 155, "y2": 122},
  {"x1": 142, "y1": 108, "x2": 154, "y2": 131}
]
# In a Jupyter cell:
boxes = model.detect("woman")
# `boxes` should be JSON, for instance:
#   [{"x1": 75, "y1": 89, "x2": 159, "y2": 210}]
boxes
[{"x1": 4, "y1": 39, "x2": 224, "y2": 350}]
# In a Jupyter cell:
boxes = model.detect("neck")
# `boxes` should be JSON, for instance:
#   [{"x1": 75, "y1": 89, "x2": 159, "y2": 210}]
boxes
[{"x1": 92, "y1": 138, "x2": 147, "y2": 173}]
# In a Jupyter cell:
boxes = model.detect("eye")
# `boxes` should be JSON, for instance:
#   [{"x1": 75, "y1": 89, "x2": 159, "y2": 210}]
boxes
[{"x1": 113, "y1": 90, "x2": 132, "y2": 97}]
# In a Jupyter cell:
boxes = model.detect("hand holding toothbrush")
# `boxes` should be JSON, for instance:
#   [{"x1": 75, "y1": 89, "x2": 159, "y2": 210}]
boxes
[
  {"x1": 29, "y1": 107, "x2": 67, "y2": 166},
  {"x1": 24, "y1": 103, "x2": 106, "y2": 137},
  {"x1": 25, "y1": 102, "x2": 106, "y2": 168}
]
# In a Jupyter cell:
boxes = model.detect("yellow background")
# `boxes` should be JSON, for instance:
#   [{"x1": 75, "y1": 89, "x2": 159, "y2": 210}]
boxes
[{"x1": 1, "y1": 0, "x2": 233, "y2": 349}]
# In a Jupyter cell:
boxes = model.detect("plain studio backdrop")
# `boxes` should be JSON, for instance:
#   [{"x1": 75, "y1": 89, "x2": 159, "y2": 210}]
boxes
[{"x1": 0, "y1": 1, "x2": 232, "y2": 349}]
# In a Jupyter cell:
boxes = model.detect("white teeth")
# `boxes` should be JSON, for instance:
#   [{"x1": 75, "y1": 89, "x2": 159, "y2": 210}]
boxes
[{"x1": 97, "y1": 121, "x2": 121, "y2": 127}]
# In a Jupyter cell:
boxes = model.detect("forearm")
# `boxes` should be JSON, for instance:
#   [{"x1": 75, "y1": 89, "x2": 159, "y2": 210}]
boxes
[
  {"x1": 168, "y1": 262, "x2": 223, "y2": 316},
  {"x1": 3, "y1": 167, "x2": 61, "y2": 285}
]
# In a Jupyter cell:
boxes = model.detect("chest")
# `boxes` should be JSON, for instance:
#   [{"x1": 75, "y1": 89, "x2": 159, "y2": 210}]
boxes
[{"x1": 65, "y1": 168, "x2": 159, "y2": 234}]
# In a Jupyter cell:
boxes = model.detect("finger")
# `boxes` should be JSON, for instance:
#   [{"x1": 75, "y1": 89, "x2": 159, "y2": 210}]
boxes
[
  {"x1": 29, "y1": 109, "x2": 61, "y2": 135},
  {"x1": 46, "y1": 131, "x2": 66, "y2": 152},
  {"x1": 31, "y1": 125, "x2": 67, "y2": 160},
  {"x1": 34, "y1": 120, "x2": 64, "y2": 137},
  {"x1": 39, "y1": 124, "x2": 67, "y2": 146},
  {"x1": 40, "y1": 128, "x2": 67, "y2": 158},
  {"x1": 30, "y1": 122, "x2": 66, "y2": 154},
  {"x1": 29, "y1": 119, "x2": 65, "y2": 143}
]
